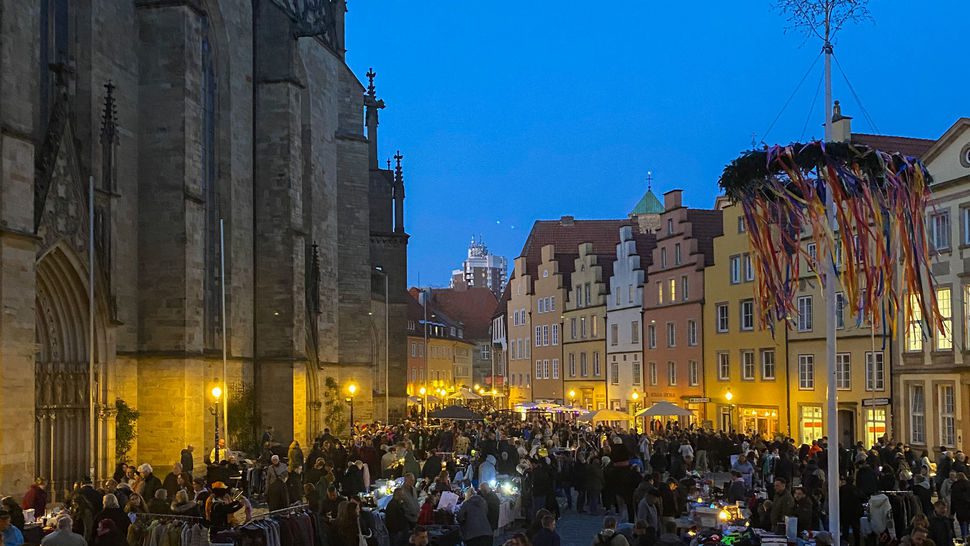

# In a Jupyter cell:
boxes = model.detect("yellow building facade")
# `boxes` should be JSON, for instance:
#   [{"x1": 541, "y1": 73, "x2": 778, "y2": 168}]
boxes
[
  {"x1": 563, "y1": 243, "x2": 609, "y2": 410},
  {"x1": 703, "y1": 200, "x2": 790, "y2": 438}
]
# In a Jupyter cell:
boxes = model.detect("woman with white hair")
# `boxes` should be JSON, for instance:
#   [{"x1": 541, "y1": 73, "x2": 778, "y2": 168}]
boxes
[{"x1": 93, "y1": 494, "x2": 130, "y2": 537}]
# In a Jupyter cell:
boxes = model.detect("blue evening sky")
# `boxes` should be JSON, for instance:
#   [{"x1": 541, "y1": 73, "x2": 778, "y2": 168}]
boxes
[{"x1": 345, "y1": 1, "x2": 965, "y2": 287}]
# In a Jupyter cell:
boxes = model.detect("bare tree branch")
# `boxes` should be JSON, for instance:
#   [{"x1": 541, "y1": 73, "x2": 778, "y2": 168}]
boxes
[{"x1": 776, "y1": 0, "x2": 870, "y2": 43}]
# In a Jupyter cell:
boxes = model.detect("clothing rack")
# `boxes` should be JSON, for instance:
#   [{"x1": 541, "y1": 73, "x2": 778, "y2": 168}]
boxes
[
  {"x1": 133, "y1": 512, "x2": 204, "y2": 521},
  {"x1": 248, "y1": 503, "x2": 308, "y2": 522}
]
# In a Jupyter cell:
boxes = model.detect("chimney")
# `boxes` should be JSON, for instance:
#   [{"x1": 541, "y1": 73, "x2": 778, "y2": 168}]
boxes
[
  {"x1": 663, "y1": 189, "x2": 683, "y2": 210},
  {"x1": 831, "y1": 100, "x2": 852, "y2": 143},
  {"x1": 559, "y1": 215, "x2": 575, "y2": 226}
]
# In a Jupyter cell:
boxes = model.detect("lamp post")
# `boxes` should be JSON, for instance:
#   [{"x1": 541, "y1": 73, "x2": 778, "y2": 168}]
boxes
[
  {"x1": 211, "y1": 385, "x2": 223, "y2": 463},
  {"x1": 347, "y1": 383, "x2": 358, "y2": 438},
  {"x1": 419, "y1": 386, "x2": 427, "y2": 423},
  {"x1": 568, "y1": 389, "x2": 576, "y2": 407},
  {"x1": 373, "y1": 266, "x2": 389, "y2": 423},
  {"x1": 725, "y1": 388, "x2": 734, "y2": 432},
  {"x1": 631, "y1": 391, "x2": 641, "y2": 433}
]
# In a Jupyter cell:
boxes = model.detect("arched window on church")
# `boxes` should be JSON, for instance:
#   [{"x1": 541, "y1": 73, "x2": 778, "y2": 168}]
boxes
[
  {"x1": 201, "y1": 16, "x2": 222, "y2": 349},
  {"x1": 38, "y1": 0, "x2": 70, "y2": 136}
]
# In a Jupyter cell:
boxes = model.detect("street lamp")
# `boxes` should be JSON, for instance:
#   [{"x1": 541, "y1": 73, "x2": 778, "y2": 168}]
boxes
[
  {"x1": 374, "y1": 266, "x2": 390, "y2": 423},
  {"x1": 631, "y1": 391, "x2": 641, "y2": 433},
  {"x1": 725, "y1": 388, "x2": 734, "y2": 432},
  {"x1": 211, "y1": 385, "x2": 223, "y2": 463},
  {"x1": 347, "y1": 382, "x2": 358, "y2": 438},
  {"x1": 419, "y1": 386, "x2": 427, "y2": 423},
  {"x1": 568, "y1": 390, "x2": 577, "y2": 407}
]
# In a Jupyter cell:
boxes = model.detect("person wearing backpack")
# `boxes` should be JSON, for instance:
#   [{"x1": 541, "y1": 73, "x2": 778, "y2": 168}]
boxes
[{"x1": 591, "y1": 516, "x2": 629, "y2": 546}]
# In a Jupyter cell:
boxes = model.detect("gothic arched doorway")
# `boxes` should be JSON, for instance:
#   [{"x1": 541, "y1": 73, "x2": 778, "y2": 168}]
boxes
[{"x1": 35, "y1": 243, "x2": 106, "y2": 495}]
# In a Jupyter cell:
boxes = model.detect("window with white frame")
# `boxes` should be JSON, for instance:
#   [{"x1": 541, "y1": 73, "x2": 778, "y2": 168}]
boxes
[
  {"x1": 542, "y1": 325, "x2": 549, "y2": 346},
  {"x1": 568, "y1": 353, "x2": 576, "y2": 377},
  {"x1": 744, "y1": 253, "x2": 754, "y2": 282},
  {"x1": 535, "y1": 326, "x2": 542, "y2": 347},
  {"x1": 740, "y1": 299, "x2": 754, "y2": 331},
  {"x1": 688, "y1": 360, "x2": 699, "y2": 386},
  {"x1": 797, "y1": 296, "x2": 813, "y2": 331},
  {"x1": 576, "y1": 286, "x2": 584, "y2": 307},
  {"x1": 649, "y1": 362, "x2": 658, "y2": 385},
  {"x1": 807, "y1": 242, "x2": 817, "y2": 269},
  {"x1": 741, "y1": 351, "x2": 755, "y2": 380},
  {"x1": 836, "y1": 352, "x2": 851, "y2": 390},
  {"x1": 761, "y1": 350, "x2": 775, "y2": 380},
  {"x1": 687, "y1": 320, "x2": 697, "y2": 346},
  {"x1": 661, "y1": 247, "x2": 667, "y2": 268},
  {"x1": 906, "y1": 293, "x2": 923, "y2": 352},
  {"x1": 937, "y1": 286, "x2": 953, "y2": 351},
  {"x1": 552, "y1": 324, "x2": 559, "y2": 345},
  {"x1": 717, "y1": 304, "x2": 729, "y2": 332},
  {"x1": 941, "y1": 384, "x2": 956, "y2": 446},
  {"x1": 668, "y1": 278, "x2": 676, "y2": 301},
  {"x1": 544, "y1": 359, "x2": 551, "y2": 379},
  {"x1": 647, "y1": 324, "x2": 656, "y2": 348},
  {"x1": 593, "y1": 352, "x2": 601, "y2": 376},
  {"x1": 570, "y1": 318, "x2": 577, "y2": 339},
  {"x1": 717, "y1": 352, "x2": 730, "y2": 380},
  {"x1": 667, "y1": 361, "x2": 677, "y2": 386},
  {"x1": 631, "y1": 321, "x2": 640, "y2": 344},
  {"x1": 798, "y1": 354, "x2": 815, "y2": 389},
  {"x1": 614, "y1": 288, "x2": 620, "y2": 306},
  {"x1": 633, "y1": 361, "x2": 642, "y2": 385},
  {"x1": 738, "y1": 216, "x2": 746, "y2": 233},
  {"x1": 580, "y1": 316, "x2": 587, "y2": 338},
  {"x1": 865, "y1": 351, "x2": 884, "y2": 391},
  {"x1": 592, "y1": 316, "x2": 599, "y2": 337},
  {"x1": 481, "y1": 344, "x2": 490, "y2": 360},
  {"x1": 538, "y1": 298, "x2": 545, "y2": 313},
  {"x1": 550, "y1": 296, "x2": 555, "y2": 311},
  {"x1": 551, "y1": 359, "x2": 559, "y2": 379},
  {"x1": 535, "y1": 360, "x2": 542, "y2": 379},
  {"x1": 610, "y1": 323, "x2": 619, "y2": 346},
  {"x1": 929, "y1": 211, "x2": 951, "y2": 251},
  {"x1": 657, "y1": 282, "x2": 663, "y2": 304},
  {"x1": 911, "y1": 385, "x2": 925, "y2": 444},
  {"x1": 666, "y1": 322, "x2": 676, "y2": 347},
  {"x1": 611, "y1": 362, "x2": 619, "y2": 385},
  {"x1": 675, "y1": 243, "x2": 682, "y2": 265},
  {"x1": 585, "y1": 284, "x2": 591, "y2": 305},
  {"x1": 628, "y1": 284, "x2": 634, "y2": 304},
  {"x1": 730, "y1": 255, "x2": 741, "y2": 284},
  {"x1": 580, "y1": 352, "x2": 588, "y2": 377},
  {"x1": 681, "y1": 275, "x2": 689, "y2": 301},
  {"x1": 667, "y1": 218, "x2": 674, "y2": 234}
]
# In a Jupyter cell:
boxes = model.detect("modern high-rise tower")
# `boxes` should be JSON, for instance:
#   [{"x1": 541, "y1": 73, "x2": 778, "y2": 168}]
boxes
[{"x1": 451, "y1": 236, "x2": 508, "y2": 297}]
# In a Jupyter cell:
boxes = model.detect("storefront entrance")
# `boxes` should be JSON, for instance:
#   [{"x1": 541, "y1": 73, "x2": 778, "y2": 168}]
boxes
[
  {"x1": 865, "y1": 408, "x2": 888, "y2": 448},
  {"x1": 738, "y1": 407, "x2": 779, "y2": 437}
]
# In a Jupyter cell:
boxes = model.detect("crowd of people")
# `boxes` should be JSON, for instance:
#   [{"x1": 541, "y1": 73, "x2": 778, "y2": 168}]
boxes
[{"x1": 4, "y1": 415, "x2": 970, "y2": 546}]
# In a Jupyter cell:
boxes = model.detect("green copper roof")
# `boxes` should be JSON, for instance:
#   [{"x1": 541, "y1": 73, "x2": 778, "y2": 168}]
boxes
[{"x1": 631, "y1": 189, "x2": 664, "y2": 215}]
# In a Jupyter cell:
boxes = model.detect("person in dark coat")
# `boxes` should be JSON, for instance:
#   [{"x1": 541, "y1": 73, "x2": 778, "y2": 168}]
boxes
[
  {"x1": 456, "y1": 489, "x2": 492, "y2": 546},
  {"x1": 479, "y1": 483, "x2": 501, "y2": 531},
  {"x1": 136, "y1": 465, "x2": 162, "y2": 504},
  {"x1": 792, "y1": 487, "x2": 818, "y2": 534},
  {"x1": 266, "y1": 474, "x2": 290, "y2": 512},
  {"x1": 584, "y1": 457, "x2": 604, "y2": 515},
  {"x1": 839, "y1": 475, "x2": 864, "y2": 546},
  {"x1": 180, "y1": 446, "x2": 195, "y2": 476},
  {"x1": 162, "y1": 464, "x2": 183, "y2": 500},
  {"x1": 951, "y1": 473, "x2": 970, "y2": 539},
  {"x1": 93, "y1": 519, "x2": 128, "y2": 546},
  {"x1": 928, "y1": 500, "x2": 954, "y2": 546},
  {"x1": 532, "y1": 514, "x2": 561, "y2": 546},
  {"x1": 93, "y1": 494, "x2": 130, "y2": 538},
  {"x1": 854, "y1": 463, "x2": 879, "y2": 499},
  {"x1": 0, "y1": 499, "x2": 24, "y2": 531},
  {"x1": 383, "y1": 489, "x2": 411, "y2": 545},
  {"x1": 421, "y1": 452, "x2": 443, "y2": 481}
]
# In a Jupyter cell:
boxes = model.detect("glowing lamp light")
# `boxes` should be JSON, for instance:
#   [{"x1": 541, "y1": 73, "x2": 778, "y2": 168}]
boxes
[
  {"x1": 725, "y1": 389, "x2": 734, "y2": 402},
  {"x1": 211, "y1": 386, "x2": 223, "y2": 399},
  {"x1": 718, "y1": 509, "x2": 730, "y2": 522},
  {"x1": 419, "y1": 387, "x2": 426, "y2": 395},
  {"x1": 348, "y1": 383, "x2": 358, "y2": 395},
  {"x1": 488, "y1": 480, "x2": 497, "y2": 489},
  {"x1": 632, "y1": 392, "x2": 639, "y2": 401}
]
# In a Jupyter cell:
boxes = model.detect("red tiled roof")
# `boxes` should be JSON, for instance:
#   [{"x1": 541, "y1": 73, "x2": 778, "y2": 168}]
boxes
[
  {"x1": 427, "y1": 287, "x2": 498, "y2": 340},
  {"x1": 517, "y1": 219, "x2": 629, "y2": 281},
  {"x1": 406, "y1": 292, "x2": 472, "y2": 343},
  {"x1": 851, "y1": 133, "x2": 936, "y2": 158}
]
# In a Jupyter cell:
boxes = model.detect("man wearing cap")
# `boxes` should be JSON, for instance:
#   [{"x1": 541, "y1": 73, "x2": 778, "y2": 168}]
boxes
[
  {"x1": 40, "y1": 515, "x2": 83, "y2": 546},
  {"x1": 0, "y1": 510, "x2": 23, "y2": 546}
]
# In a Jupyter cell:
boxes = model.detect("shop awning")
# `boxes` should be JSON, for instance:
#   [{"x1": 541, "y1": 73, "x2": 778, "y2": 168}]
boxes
[{"x1": 636, "y1": 401, "x2": 694, "y2": 417}]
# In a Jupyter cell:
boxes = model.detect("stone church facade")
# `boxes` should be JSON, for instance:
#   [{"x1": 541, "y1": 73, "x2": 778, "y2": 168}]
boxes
[{"x1": 0, "y1": 0, "x2": 408, "y2": 496}]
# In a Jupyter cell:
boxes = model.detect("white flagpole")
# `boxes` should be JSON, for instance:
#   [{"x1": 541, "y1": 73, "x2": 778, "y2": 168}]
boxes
[
  {"x1": 220, "y1": 219, "x2": 228, "y2": 440},
  {"x1": 89, "y1": 175, "x2": 96, "y2": 482}
]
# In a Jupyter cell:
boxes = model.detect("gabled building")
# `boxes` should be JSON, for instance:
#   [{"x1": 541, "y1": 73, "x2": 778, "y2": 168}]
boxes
[
  {"x1": 606, "y1": 225, "x2": 656, "y2": 414},
  {"x1": 897, "y1": 117, "x2": 970, "y2": 456},
  {"x1": 643, "y1": 190, "x2": 722, "y2": 423},
  {"x1": 563, "y1": 243, "x2": 613, "y2": 410},
  {"x1": 425, "y1": 287, "x2": 499, "y2": 388},
  {"x1": 491, "y1": 284, "x2": 511, "y2": 401},
  {"x1": 405, "y1": 290, "x2": 474, "y2": 396}
]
